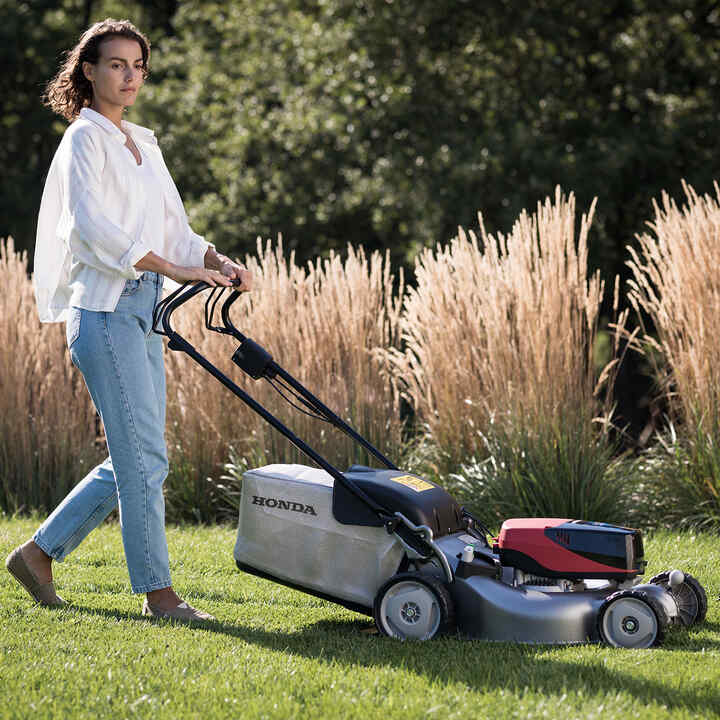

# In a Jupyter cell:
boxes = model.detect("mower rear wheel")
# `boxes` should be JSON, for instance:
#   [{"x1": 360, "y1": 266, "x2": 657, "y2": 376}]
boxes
[
  {"x1": 649, "y1": 571, "x2": 708, "y2": 626},
  {"x1": 597, "y1": 589, "x2": 668, "y2": 648},
  {"x1": 374, "y1": 573, "x2": 454, "y2": 641}
]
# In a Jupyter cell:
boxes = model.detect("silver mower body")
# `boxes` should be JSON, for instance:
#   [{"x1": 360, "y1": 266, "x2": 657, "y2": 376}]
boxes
[
  {"x1": 235, "y1": 464, "x2": 403, "y2": 609},
  {"x1": 234, "y1": 464, "x2": 693, "y2": 646}
]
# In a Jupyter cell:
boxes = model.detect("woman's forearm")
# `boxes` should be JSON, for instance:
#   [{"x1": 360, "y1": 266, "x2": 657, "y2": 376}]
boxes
[
  {"x1": 134, "y1": 251, "x2": 175, "y2": 275},
  {"x1": 136, "y1": 247, "x2": 249, "y2": 288},
  {"x1": 134, "y1": 250, "x2": 233, "y2": 287},
  {"x1": 136, "y1": 248, "x2": 229, "y2": 274}
]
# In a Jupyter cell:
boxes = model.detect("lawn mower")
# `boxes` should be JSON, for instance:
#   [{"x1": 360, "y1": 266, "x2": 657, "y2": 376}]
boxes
[{"x1": 153, "y1": 282, "x2": 708, "y2": 648}]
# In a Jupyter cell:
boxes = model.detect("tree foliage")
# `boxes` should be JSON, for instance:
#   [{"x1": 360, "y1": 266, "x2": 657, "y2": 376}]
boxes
[
  {"x1": 136, "y1": 0, "x2": 720, "y2": 278},
  {"x1": 3, "y1": 0, "x2": 720, "y2": 281}
]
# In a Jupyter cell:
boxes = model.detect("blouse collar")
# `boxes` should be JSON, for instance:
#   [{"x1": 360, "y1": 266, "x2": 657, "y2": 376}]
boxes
[{"x1": 78, "y1": 107, "x2": 157, "y2": 146}]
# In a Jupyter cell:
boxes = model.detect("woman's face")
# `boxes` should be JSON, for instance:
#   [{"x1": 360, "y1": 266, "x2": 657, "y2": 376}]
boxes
[{"x1": 83, "y1": 36, "x2": 145, "y2": 111}]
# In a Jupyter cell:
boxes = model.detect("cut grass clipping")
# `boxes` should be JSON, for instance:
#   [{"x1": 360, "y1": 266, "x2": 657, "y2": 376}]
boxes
[{"x1": 1, "y1": 517, "x2": 719, "y2": 720}]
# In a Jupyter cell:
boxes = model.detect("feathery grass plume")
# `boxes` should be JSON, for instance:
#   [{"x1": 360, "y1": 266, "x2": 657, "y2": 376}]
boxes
[
  {"x1": 387, "y1": 188, "x2": 630, "y2": 521},
  {"x1": 627, "y1": 181, "x2": 720, "y2": 529},
  {"x1": 163, "y1": 238, "x2": 405, "y2": 521},
  {"x1": 1, "y1": 237, "x2": 402, "y2": 521},
  {"x1": 0, "y1": 238, "x2": 102, "y2": 513}
]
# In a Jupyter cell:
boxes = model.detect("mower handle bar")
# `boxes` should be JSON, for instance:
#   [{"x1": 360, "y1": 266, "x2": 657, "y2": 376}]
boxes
[
  {"x1": 151, "y1": 281, "x2": 415, "y2": 532},
  {"x1": 153, "y1": 281, "x2": 398, "y2": 471}
]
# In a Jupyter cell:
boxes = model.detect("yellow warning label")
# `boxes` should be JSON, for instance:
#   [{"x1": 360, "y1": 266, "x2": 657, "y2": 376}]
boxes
[{"x1": 391, "y1": 474, "x2": 435, "y2": 492}]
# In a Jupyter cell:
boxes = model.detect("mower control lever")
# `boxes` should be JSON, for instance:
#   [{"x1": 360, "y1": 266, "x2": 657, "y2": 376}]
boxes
[{"x1": 390, "y1": 512, "x2": 454, "y2": 584}]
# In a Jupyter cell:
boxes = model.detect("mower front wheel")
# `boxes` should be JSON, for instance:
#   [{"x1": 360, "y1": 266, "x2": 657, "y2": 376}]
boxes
[
  {"x1": 597, "y1": 589, "x2": 668, "y2": 648},
  {"x1": 373, "y1": 573, "x2": 455, "y2": 641},
  {"x1": 649, "y1": 571, "x2": 708, "y2": 626}
]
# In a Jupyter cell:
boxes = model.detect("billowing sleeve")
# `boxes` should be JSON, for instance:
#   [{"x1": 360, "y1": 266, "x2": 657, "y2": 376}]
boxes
[
  {"x1": 34, "y1": 155, "x2": 72, "y2": 322},
  {"x1": 185, "y1": 227, "x2": 213, "y2": 268},
  {"x1": 151, "y1": 143, "x2": 212, "y2": 269},
  {"x1": 60, "y1": 129, "x2": 150, "y2": 278}
]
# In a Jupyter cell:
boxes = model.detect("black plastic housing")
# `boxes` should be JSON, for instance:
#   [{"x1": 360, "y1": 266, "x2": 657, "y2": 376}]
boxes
[
  {"x1": 333, "y1": 465, "x2": 465, "y2": 537},
  {"x1": 232, "y1": 338, "x2": 275, "y2": 379}
]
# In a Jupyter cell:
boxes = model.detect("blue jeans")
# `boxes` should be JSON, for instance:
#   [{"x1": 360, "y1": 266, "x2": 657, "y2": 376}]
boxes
[{"x1": 33, "y1": 272, "x2": 171, "y2": 593}]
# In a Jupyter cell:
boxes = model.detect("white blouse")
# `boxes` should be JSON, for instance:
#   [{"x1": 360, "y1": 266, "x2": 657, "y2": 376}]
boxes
[
  {"x1": 134, "y1": 144, "x2": 165, "y2": 260},
  {"x1": 34, "y1": 107, "x2": 211, "y2": 322}
]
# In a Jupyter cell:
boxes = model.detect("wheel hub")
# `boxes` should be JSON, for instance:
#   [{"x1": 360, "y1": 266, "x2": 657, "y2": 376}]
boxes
[
  {"x1": 401, "y1": 602, "x2": 421, "y2": 624},
  {"x1": 621, "y1": 616, "x2": 639, "y2": 634}
]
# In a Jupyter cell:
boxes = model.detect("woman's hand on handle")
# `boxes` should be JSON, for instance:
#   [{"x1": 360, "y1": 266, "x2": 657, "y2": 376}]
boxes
[
  {"x1": 165, "y1": 265, "x2": 234, "y2": 287},
  {"x1": 219, "y1": 261, "x2": 253, "y2": 291},
  {"x1": 203, "y1": 247, "x2": 253, "y2": 292},
  {"x1": 134, "y1": 251, "x2": 233, "y2": 287}
]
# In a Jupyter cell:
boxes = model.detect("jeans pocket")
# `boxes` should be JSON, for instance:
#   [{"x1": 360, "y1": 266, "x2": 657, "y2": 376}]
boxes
[
  {"x1": 120, "y1": 278, "x2": 142, "y2": 296},
  {"x1": 66, "y1": 307, "x2": 81, "y2": 349}
]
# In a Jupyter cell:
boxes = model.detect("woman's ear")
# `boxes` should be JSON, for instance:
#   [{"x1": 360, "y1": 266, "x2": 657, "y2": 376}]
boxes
[{"x1": 81, "y1": 61, "x2": 94, "y2": 84}]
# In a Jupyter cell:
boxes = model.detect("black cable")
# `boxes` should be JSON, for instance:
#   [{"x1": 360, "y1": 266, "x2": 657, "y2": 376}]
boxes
[
  {"x1": 265, "y1": 376, "x2": 331, "y2": 423},
  {"x1": 271, "y1": 375, "x2": 352, "y2": 429},
  {"x1": 274, "y1": 376, "x2": 329, "y2": 415},
  {"x1": 268, "y1": 376, "x2": 362, "y2": 438},
  {"x1": 204, "y1": 286, "x2": 219, "y2": 329}
]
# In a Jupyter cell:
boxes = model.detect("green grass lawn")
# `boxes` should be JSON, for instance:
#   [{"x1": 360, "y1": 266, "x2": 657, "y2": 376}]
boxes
[{"x1": 1, "y1": 517, "x2": 719, "y2": 720}]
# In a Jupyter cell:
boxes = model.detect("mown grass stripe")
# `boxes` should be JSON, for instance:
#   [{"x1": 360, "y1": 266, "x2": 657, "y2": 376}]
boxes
[{"x1": 1, "y1": 518, "x2": 719, "y2": 719}]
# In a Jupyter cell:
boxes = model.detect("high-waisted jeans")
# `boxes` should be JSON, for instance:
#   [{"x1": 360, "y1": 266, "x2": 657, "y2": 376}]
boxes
[{"x1": 33, "y1": 272, "x2": 171, "y2": 593}]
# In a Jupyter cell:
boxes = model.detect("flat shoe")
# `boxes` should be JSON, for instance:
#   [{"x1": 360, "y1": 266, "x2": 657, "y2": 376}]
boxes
[
  {"x1": 142, "y1": 599, "x2": 215, "y2": 621},
  {"x1": 5, "y1": 546, "x2": 65, "y2": 606}
]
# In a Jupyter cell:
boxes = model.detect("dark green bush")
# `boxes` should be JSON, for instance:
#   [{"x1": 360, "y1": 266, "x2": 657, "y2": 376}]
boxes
[
  {"x1": 632, "y1": 422, "x2": 720, "y2": 532},
  {"x1": 449, "y1": 420, "x2": 632, "y2": 527}
]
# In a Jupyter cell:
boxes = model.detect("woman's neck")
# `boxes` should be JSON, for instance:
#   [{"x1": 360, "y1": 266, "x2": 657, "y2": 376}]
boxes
[{"x1": 89, "y1": 100, "x2": 124, "y2": 129}]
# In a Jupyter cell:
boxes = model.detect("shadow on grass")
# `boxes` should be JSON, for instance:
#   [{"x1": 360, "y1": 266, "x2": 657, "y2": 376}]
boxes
[{"x1": 68, "y1": 604, "x2": 720, "y2": 714}]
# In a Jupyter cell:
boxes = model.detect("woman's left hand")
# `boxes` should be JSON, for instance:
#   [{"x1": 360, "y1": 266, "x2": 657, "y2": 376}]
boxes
[{"x1": 220, "y1": 260, "x2": 253, "y2": 291}]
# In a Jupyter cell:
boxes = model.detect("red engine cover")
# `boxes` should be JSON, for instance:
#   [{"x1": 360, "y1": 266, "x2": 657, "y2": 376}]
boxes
[{"x1": 496, "y1": 518, "x2": 641, "y2": 578}]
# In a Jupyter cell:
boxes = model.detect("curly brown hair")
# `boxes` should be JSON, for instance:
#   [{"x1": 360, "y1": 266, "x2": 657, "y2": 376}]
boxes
[{"x1": 43, "y1": 19, "x2": 151, "y2": 122}]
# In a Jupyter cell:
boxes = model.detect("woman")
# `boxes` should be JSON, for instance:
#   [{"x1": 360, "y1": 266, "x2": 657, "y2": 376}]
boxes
[{"x1": 5, "y1": 19, "x2": 251, "y2": 620}]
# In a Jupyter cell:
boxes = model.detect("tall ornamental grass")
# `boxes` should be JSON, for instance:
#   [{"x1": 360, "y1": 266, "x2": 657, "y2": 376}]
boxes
[
  {"x1": 388, "y1": 189, "x2": 630, "y2": 523},
  {"x1": 0, "y1": 238, "x2": 404, "y2": 522},
  {"x1": 627, "y1": 181, "x2": 720, "y2": 529},
  {"x1": 163, "y1": 239, "x2": 405, "y2": 520},
  {"x1": 0, "y1": 238, "x2": 102, "y2": 514}
]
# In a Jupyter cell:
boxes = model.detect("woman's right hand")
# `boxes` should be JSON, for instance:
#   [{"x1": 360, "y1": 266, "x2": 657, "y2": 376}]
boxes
[
  {"x1": 134, "y1": 252, "x2": 233, "y2": 287},
  {"x1": 164, "y1": 265, "x2": 234, "y2": 287}
]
